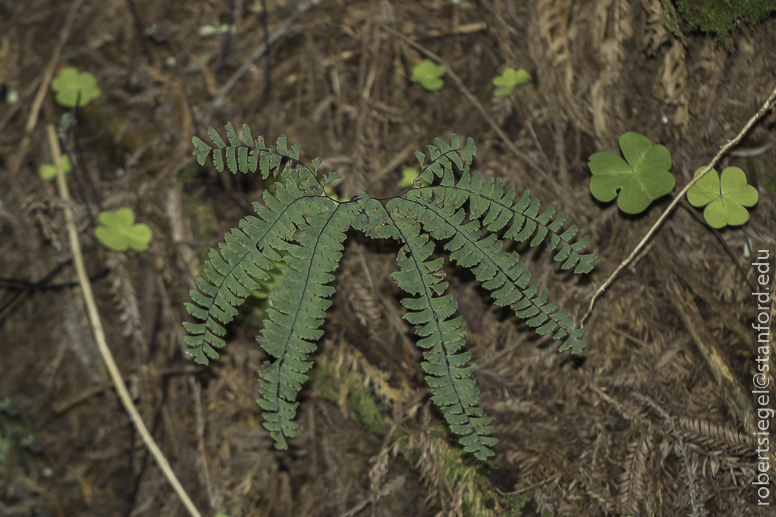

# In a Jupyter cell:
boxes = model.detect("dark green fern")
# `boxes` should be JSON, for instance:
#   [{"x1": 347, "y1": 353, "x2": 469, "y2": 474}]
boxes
[{"x1": 184, "y1": 124, "x2": 597, "y2": 460}]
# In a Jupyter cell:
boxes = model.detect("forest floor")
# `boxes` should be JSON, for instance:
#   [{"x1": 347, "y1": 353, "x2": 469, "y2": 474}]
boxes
[{"x1": 1, "y1": 1, "x2": 776, "y2": 516}]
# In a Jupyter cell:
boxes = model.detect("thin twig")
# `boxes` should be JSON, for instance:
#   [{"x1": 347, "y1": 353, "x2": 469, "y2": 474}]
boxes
[
  {"x1": 7, "y1": 0, "x2": 86, "y2": 270},
  {"x1": 215, "y1": 0, "x2": 237, "y2": 80},
  {"x1": 125, "y1": 0, "x2": 153, "y2": 65},
  {"x1": 212, "y1": 0, "x2": 321, "y2": 108},
  {"x1": 0, "y1": 260, "x2": 79, "y2": 318},
  {"x1": 382, "y1": 25, "x2": 547, "y2": 178},
  {"x1": 580, "y1": 84, "x2": 776, "y2": 327},
  {"x1": 0, "y1": 268, "x2": 108, "y2": 291},
  {"x1": 261, "y1": 0, "x2": 271, "y2": 121},
  {"x1": 47, "y1": 124, "x2": 203, "y2": 517}
]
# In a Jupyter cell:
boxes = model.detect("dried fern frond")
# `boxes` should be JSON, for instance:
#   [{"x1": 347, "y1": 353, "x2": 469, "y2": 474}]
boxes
[
  {"x1": 618, "y1": 432, "x2": 653, "y2": 516},
  {"x1": 677, "y1": 416, "x2": 754, "y2": 453}
]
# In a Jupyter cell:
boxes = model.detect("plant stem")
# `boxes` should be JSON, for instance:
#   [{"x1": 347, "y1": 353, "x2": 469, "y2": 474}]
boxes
[{"x1": 47, "y1": 124, "x2": 203, "y2": 517}]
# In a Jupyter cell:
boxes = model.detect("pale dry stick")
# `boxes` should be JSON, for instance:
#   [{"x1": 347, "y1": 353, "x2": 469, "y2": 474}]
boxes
[
  {"x1": 7, "y1": 0, "x2": 86, "y2": 270},
  {"x1": 211, "y1": 0, "x2": 321, "y2": 109},
  {"x1": 580, "y1": 84, "x2": 776, "y2": 327},
  {"x1": 382, "y1": 25, "x2": 548, "y2": 179},
  {"x1": 46, "y1": 125, "x2": 203, "y2": 517}
]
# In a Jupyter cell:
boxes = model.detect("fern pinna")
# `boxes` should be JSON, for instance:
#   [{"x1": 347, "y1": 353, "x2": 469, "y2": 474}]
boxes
[{"x1": 184, "y1": 123, "x2": 597, "y2": 460}]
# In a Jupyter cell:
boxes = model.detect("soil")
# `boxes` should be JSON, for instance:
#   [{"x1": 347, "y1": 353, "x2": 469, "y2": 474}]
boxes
[{"x1": 1, "y1": 1, "x2": 776, "y2": 516}]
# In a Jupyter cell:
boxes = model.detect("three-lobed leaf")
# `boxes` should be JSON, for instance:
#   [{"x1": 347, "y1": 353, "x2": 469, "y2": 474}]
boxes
[
  {"x1": 39, "y1": 155, "x2": 72, "y2": 181},
  {"x1": 51, "y1": 67, "x2": 101, "y2": 108},
  {"x1": 492, "y1": 67, "x2": 530, "y2": 97},
  {"x1": 94, "y1": 208, "x2": 153, "y2": 252},
  {"x1": 410, "y1": 59, "x2": 447, "y2": 92},
  {"x1": 589, "y1": 132, "x2": 675, "y2": 214},
  {"x1": 686, "y1": 166, "x2": 758, "y2": 228}
]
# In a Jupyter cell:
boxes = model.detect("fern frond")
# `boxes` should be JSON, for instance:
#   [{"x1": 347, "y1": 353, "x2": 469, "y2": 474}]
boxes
[
  {"x1": 188, "y1": 124, "x2": 356, "y2": 449},
  {"x1": 257, "y1": 202, "x2": 357, "y2": 448},
  {"x1": 192, "y1": 122, "x2": 301, "y2": 178},
  {"x1": 414, "y1": 133, "x2": 477, "y2": 186},
  {"x1": 186, "y1": 125, "x2": 596, "y2": 458},
  {"x1": 383, "y1": 198, "x2": 497, "y2": 460},
  {"x1": 183, "y1": 180, "x2": 319, "y2": 364},
  {"x1": 453, "y1": 169, "x2": 596, "y2": 273},
  {"x1": 406, "y1": 135, "x2": 596, "y2": 352}
]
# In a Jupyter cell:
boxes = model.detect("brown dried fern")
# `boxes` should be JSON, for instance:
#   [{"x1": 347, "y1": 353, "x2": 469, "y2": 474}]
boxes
[
  {"x1": 677, "y1": 416, "x2": 754, "y2": 453},
  {"x1": 618, "y1": 432, "x2": 653, "y2": 516},
  {"x1": 407, "y1": 407, "x2": 456, "y2": 514},
  {"x1": 107, "y1": 253, "x2": 143, "y2": 349}
]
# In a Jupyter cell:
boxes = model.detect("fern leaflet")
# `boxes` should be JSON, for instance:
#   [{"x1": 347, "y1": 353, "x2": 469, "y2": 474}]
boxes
[
  {"x1": 385, "y1": 198, "x2": 498, "y2": 460},
  {"x1": 257, "y1": 202, "x2": 356, "y2": 448},
  {"x1": 404, "y1": 169, "x2": 595, "y2": 352}
]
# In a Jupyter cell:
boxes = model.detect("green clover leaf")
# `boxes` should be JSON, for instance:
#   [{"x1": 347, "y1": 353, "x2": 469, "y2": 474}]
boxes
[
  {"x1": 398, "y1": 167, "x2": 429, "y2": 189},
  {"x1": 588, "y1": 132, "x2": 674, "y2": 214},
  {"x1": 51, "y1": 67, "x2": 101, "y2": 108},
  {"x1": 410, "y1": 60, "x2": 446, "y2": 92},
  {"x1": 686, "y1": 166, "x2": 758, "y2": 229},
  {"x1": 492, "y1": 67, "x2": 530, "y2": 97},
  {"x1": 39, "y1": 155, "x2": 72, "y2": 181},
  {"x1": 94, "y1": 208, "x2": 153, "y2": 252}
]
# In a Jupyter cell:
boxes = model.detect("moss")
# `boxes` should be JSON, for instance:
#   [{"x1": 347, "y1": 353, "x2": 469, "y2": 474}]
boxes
[
  {"x1": 184, "y1": 186, "x2": 218, "y2": 241},
  {"x1": 432, "y1": 435, "x2": 527, "y2": 517},
  {"x1": 309, "y1": 353, "x2": 529, "y2": 515},
  {"x1": 308, "y1": 355, "x2": 390, "y2": 437},
  {"x1": 756, "y1": 164, "x2": 776, "y2": 192},
  {"x1": 673, "y1": 0, "x2": 776, "y2": 49},
  {"x1": 504, "y1": 493, "x2": 530, "y2": 517}
]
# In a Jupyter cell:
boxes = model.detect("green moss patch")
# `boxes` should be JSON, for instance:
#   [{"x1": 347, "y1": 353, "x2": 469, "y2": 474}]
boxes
[{"x1": 674, "y1": 0, "x2": 776, "y2": 48}]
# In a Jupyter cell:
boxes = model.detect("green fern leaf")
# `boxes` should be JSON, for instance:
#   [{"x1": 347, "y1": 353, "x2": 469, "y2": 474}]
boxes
[
  {"x1": 240, "y1": 123, "x2": 253, "y2": 147},
  {"x1": 192, "y1": 136, "x2": 212, "y2": 165},
  {"x1": 406, "y1": 135, "x2": 597, "y2": 352},
  {"x1": 184, "y1": 180, "x2": 318, "y2": 365},
  {"x1": 187, "y1": 126, "x2": 596, "y2": 459},
  {"x1": 199, "y1": 125, "x2": 304, "y2": 181},
  {"x1": 384, "y1": 198, "x2": 497, "y2": 460},
  {"x1": 224, "y1": 121, "x2": 241, "y2": 147},
  {"x1": 257, "y1": 202, "x2": 357, "y2": 448}
]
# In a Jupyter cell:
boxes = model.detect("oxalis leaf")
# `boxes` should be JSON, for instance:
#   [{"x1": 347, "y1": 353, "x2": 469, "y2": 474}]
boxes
[
  {"x1": 492, "y1": 67, "x2": 530, "y2": 97},
  {"x1": 686, "y1": 166, "x2": 758, "y2": 229},
  {"x1": 410, "y1": 59, "x2": 446, "y2": 92},
  {"x1": 588, "y1": 132, "x2": 675, "y2": 214},
  {"x1": 50, "y1": 67, "x2": 101, "y2": 108},
  {"x1": 94, "y1": 208, "x2": 153, "y2": 252},
  {"x1": 39, "y1": 155, "x2": 72, "y2": 181}
]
